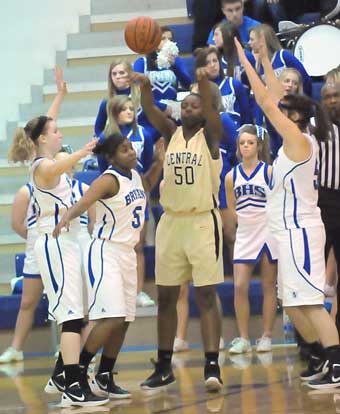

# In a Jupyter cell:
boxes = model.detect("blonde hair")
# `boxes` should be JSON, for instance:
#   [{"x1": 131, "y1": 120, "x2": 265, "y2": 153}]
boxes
[
  {"x1": 325, "y1": 65, "x2": 340, "y2": 84},
  {"x1": 8, "y1": 116, "x2": 51, "y2": 163},
  {"x1": 236, "y1": 124, "x2": 270, "y2": 163},
  {"x1": 251, "y1": 24, "x2": 282, "y2": 56},
  {"x1": 104, "y1": 95, "x2": 137, "y2": 137},
  {"x1": 279, "y1": 68, "x2": 303, "y2": 95},
  {"x1": 107, "y1": 59, "x2": 140, "y2": 112}
]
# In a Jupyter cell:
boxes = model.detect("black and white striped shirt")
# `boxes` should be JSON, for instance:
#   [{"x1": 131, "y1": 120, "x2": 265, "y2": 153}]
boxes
[{"x1": 318, "y1": 123, "x2": 340, "y2": 190}]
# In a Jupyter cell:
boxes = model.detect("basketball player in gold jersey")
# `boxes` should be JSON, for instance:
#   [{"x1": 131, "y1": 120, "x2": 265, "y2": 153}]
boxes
[{"x1": 130, "y1": 68, "x2": 224, "y2": 392}]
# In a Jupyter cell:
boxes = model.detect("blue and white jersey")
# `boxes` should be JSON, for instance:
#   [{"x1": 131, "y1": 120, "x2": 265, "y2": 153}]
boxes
[
  {"x1": 233, "y1": 161, "x2": 270, "y2": 225},
  {"x1": 213, "y1": 76, "x2": 251, "y2": 128},
  {"x1": 266, "y1": 134, "x2": 323, "y2": 232},
  {"x1": 93, "y1": 168, "x2": 146, "y2": 247},
  {"x1": 29, "y1": 157, "x2": 79, "y2": 234},
  {"x1": 72, "y1": 179, "x2": 89, "y2": 227},
  {"x1": 25, "y1": 182, "x2": 37, "y2": 230}
]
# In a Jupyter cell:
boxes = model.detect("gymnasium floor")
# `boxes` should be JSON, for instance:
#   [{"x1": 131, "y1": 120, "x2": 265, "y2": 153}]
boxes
[{"x1": 1, "y1": 346, "x2": 339, "y2": 414}]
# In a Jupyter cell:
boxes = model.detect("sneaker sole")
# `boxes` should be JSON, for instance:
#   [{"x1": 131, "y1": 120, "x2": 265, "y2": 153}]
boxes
[
  {"x1": 60, "y1": 396, "x2": 109, "y2": 408},
  {"x1": 91, "y1": 382, "x2": 131, "y2": 399},
  {"x1": 205, "y1": 377, "x2": 223, "y2": 392},
  {"x1": 300, "y1": 372, "x2": 325, "y2": 381},
  {"x1": 0, "y1": 357, "x2": 23, "y2": 364},
  {"x1": 140, "y1": 379, "x2": 176, "y2": 392},
  {"x1": 306, "y1": 382, "x2": 340, "y2": 390}
]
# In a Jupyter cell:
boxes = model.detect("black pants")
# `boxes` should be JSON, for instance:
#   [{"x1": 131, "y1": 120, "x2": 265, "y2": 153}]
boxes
[
  {"x1": 319, "y1": 188, "x2": 340, "y2": 334},
  {"x1": 191, "y1": 0, "x2": 223, "y2": 50}
]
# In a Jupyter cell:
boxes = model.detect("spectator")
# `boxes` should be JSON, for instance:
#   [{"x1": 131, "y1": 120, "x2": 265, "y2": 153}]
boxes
[
  {"x1": 195, "y1": 47, "x2": 252, "y2": 127},
  {"x1": 207, "y1": 0, "x2": 260, "y2": 46},
  {"x1": 252, "y1": 0, "x2": 288, "y2": 30}
]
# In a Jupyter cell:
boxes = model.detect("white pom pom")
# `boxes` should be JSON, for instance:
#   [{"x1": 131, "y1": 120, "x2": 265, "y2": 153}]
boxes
[{"x1": 156, "y1": 40, "x2": 179, "y2": 69}]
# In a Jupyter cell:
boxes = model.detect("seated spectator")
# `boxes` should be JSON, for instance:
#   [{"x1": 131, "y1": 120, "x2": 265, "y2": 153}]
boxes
[
  {"x1": 248, "y1": 24, "x2": 312, "y2": 96},
  {"x1": 133, "y1": 26, "x2": 192, "y2": 102},
  {"x1": 195, "y1": 47, "x2": 252, "y2": 127},
  {"x1": 207, "y1": 0, "x2": 260, "y2": 46},
  {"x1": 212, "y1": 21, "x2": 254, "y2": 79}
]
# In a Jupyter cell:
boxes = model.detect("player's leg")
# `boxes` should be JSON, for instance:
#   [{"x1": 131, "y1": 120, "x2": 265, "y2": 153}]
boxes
[
  {"x1": 0, "y1": 277, "x2": 43, "y2": 363},
  {"x1": 174, "y1": 282, "x2": 190, "y2": 352},
  {"x1": 257, "y1": 255, "x2": 277, "y2": 352},
  {"x1": 230, "y1": 263, "x2": 253, "y2": 353}
]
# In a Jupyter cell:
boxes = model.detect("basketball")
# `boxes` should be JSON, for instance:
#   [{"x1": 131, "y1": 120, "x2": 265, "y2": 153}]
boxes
[{"x1": 124, "y1": 16, "x2": 162, "y2": 54}]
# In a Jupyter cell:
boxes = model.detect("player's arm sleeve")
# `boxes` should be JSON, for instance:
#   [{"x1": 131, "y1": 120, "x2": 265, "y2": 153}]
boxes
[
  {"x1": 133, "y1": 57, "x2": 146, "y2": 73},
  {"x1": 172, "y1": 57, "x2": 192, "y2": 89},
  {"x1": 94, "y1": 99, "x2": 107, "y2": 136},
  {"x1": 234, "y1": 79, "x2": 252, "y2": 125}
]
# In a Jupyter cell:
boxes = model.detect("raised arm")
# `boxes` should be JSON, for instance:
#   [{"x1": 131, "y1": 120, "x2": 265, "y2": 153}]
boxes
[
  {"x1": 197, "y1": 68, "x2": 223, "y2": 158},
  {"x1": 234, "y1": 38, "x2": 310, "y2": 162},
  {"x1": 130, "y1": 72, "x2": 175, "y2": 142},
  {"x1": 258, "y1": 34, "x2": 284, "y2": 102},
  {"x1": 46, "y1": 66, "x2": 67, "y2": 120},
  {"x1": 53, "y1": 174, "x2": 118, "y2": 238},
  {"x1": 35, "y1": 140, "x2": 98, "y2": 187}
]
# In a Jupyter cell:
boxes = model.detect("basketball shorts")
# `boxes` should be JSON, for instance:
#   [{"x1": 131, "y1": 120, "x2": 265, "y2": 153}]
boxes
[
  {"x1": 77, "y1": 227, "x2": 91, "y2": 313},
  {"x1": 86, "y1": 239, "x2": 137, "y2": 322},
  {"x1": 234, "y1": 221, "x2": 278, "y2": 264},
  {"x1": 23, "y1": 228, "x2": 40, "y2": 278},
  {"x1": 275, "y1": 226, "x2": 325, "y2": 307},
  {"x1": 34, "y1": 232, "x2": 84, "y2": 324},
  {"x1": 155, "y1": 209, "x2": 224, "y2": 287}
]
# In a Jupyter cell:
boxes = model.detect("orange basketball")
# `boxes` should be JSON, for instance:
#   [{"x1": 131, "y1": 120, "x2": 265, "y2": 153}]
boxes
[{"x1": 124, "y1": 16, "x2": 162, "y2": 54}]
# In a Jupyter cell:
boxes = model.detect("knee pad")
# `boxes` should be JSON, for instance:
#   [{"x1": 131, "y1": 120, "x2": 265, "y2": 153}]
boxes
[{"x1": 61, "y1": 318, "x2": 83, "y2": 334}]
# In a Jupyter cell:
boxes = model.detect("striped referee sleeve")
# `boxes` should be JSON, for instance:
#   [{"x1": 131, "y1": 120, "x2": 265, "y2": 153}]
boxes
[{"x1": 319, "y1": 124, "x2": 340, "y2": 190}]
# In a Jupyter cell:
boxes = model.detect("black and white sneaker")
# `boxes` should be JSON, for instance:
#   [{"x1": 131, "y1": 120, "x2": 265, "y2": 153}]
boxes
[
  {"x1": 204, "y1": 361, "x2": 223, "y2": 392},
  {"x1": 61, "y1": 381, "x2": 109, "y2": 407},
  {"x1": 307, "y1": 362, "x2": 340, "y2": 390},
  {"x1": 300, "y1": 355, "x2": 327, "y2": 381},
  {"x1": 44, "y1": 372, "x2": 66, "y2": 394},
  {"x1": 91, "y1": 372, "x2": 131, "y2": 399},
  {"x1": 140, "y1": 360, "x2": 175, "y2": 390}
]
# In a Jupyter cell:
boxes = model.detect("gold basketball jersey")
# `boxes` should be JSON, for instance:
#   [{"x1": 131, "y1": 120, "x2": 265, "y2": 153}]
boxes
[{"x1": 160, "y1": 127, "x2": 222, "y2": 213}]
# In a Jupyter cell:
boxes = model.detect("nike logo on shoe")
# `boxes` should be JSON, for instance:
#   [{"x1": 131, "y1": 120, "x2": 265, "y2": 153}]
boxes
[{"x1": 161, "y1": 374, "x2": 171, "y2": 382}]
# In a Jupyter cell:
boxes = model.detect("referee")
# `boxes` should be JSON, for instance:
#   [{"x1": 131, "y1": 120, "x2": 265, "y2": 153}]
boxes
[{"x1": 319, "y1": 81, "x2": 340, "y2": 331}]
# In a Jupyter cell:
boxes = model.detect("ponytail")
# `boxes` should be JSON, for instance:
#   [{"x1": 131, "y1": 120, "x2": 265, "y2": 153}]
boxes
[
  {"x1": 93, "y1": 132, "x2": 126, "y2": 160},
  {"x1": 8, "y1": 127, "x2": 35, "y2": 163}
]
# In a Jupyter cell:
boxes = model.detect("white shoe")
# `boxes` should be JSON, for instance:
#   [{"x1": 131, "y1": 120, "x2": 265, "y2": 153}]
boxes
[
  {"x1": 229, "y1": 337, "x2": 252, "y2": 354},
  {"x1": 256, "y1": 336, "x2": 272, "y2": 353},
  {"x1": 173, "y1": 337, "x2": 189, "y2": 352},
  {"x1": 136, "y1": 292, "x2": 155, "y2": 307},
  {"x1": 0, "y1": 347, "x2": 23, "y2": 363},
  {"x1": 219, "y1": 337, "x2": 225, "y2": 350}
]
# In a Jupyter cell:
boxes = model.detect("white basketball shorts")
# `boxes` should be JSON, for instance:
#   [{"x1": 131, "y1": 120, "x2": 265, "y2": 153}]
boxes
[{"x1": 85, "y1": 239, "x2": 137, "y2": 322}]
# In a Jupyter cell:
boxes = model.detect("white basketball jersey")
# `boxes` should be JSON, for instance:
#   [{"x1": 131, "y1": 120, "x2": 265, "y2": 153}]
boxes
[
  {"x1": 233, "y1": 161, "x2": 270, "y2": 225},
  {"x1": 25, "y1": 182, "x2": 37, "y2": 230},
  {"x1": 93, "y1": 168, "x2": 146, "y2": 247},
  {"x1": 266, "y1": 134, "x2": 323, "y2": 232},
  {"x1": 29, "y1": 157, "x2": 79, "y2": 234},
  {"x1": 72, "y1": 179, "x2": 89, "y2": 227}
]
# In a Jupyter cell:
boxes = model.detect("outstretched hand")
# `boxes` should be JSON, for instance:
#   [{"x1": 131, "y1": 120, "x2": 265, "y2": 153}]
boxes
[
  {"x1": 54, "y1": 65, "x2": 67, "y2": 95},
  {"x1": 52, "y1": 212, "x2": 70, "y2": 238},
  {"x1": 234, "y1": 37, "x2": 248, "y2": 65},
  {"x1": 128, "y1": 72, "x2": 151, "y2": 88},
  {"x1": 79, "y1": 138, "x2": 99, "y2": 158},
  {"x1": 195, "y1": 67, "x2": 209, "y2": 81}
]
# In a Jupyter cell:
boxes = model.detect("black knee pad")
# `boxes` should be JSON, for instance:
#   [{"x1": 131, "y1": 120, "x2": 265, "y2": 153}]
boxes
[{"x1": 62, "y1": 318, "x2": 83, "y2": 334}]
